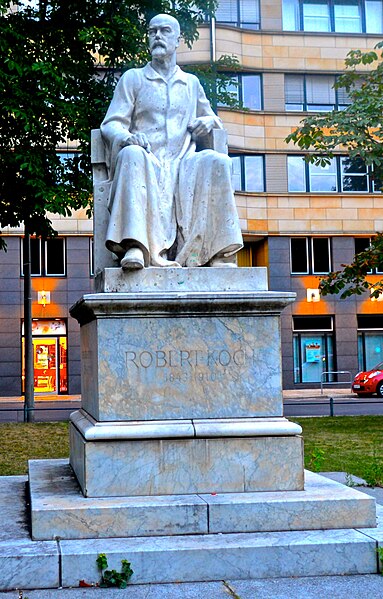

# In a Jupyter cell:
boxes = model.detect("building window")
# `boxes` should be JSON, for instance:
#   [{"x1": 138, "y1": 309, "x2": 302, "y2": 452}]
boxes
[
  {"x1": 215, "y1": 0, "x2": 260, "y2": 29},
  {"x1": 218, "y1": 73, "x2": 262, "y2": 110},
  {"x1": 21, "y1": 319, "x2": 68, "y2": 395},
  {"x1": 354, "y1": 237, "x2": 383, "y2": 273},
  {"x1": 293, "y1": 316, "x2": 335, "y2": 384},
  {"x1": 357, "y1": 315, "x2": 383, "y2": 371},
  {"x1": 283, "y1": 0, "x2": 383, "y2": 33},
  {"x1": 290, "y1": 237, "x2": 331, "y2": 274},
  {"x1": 285, "y1": 74, "x2": 353, "y2": 112},
  {"x1": 288, "y1": 156, "x2": 337, "y2": 192},
  {"x1": 89, "y1": 237, "x2": 94, "y2": 277},
  {"x1": 341, "y1": 157, "x2": 368, "y2": 192},
  {"x1": 288, "y1": 155, "x2": 379, "y2": 193},
  {"x1": 230, "y1": 154, "x2": 265, "y2": 192},
  {"x1": 21, "y1": 237, "x2": 66, "y2": 277},
  {"x1": 309, "y1": 159, "x2": 337, "y2": 192}
]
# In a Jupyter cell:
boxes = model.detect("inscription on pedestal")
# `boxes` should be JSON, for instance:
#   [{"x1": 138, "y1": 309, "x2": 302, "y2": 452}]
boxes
[
  {"x1": 125, "y1": 347, "x2": 254, "y2": 384},
  {"x1": 81, "y1": 315, "x2": 283, "y2": 422}
]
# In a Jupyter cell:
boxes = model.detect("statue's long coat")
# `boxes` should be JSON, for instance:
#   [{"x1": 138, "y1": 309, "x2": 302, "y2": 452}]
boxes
[{"x1": 101, "y1": 63, "x2": 242, "y2": 266}]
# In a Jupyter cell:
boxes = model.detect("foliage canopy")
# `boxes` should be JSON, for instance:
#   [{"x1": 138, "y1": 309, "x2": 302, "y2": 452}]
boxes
[{"x1": 0, "y1": 0, "x2": 218, "y2": 247}]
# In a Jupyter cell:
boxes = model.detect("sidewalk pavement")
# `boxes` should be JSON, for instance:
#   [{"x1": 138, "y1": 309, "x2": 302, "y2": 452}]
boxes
[
  {"x1": 0, "y1": 388, "x2": 355, "y2": 404},
  {"x1": 0, "y1": 574, "x2": 382, "y2": 598}
]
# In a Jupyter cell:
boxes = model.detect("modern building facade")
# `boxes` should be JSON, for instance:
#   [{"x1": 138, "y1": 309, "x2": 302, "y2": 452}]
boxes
[{"x1": 1, "y1": 0, "x2": 383, "y2": 395}]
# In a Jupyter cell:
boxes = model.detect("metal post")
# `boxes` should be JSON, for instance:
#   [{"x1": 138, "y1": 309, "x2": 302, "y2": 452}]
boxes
[
  {"x1": 23, "y1": 225, "x2": 34, "y2": 422},
  {"x1": 329, "y1": 397, "x2": 334, "y2": 417}
]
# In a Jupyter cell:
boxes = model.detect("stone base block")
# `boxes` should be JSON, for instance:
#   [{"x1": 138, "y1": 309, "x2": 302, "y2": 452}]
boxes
[
  {"x1": 95, "y1": 266, "x2": 268, "y2": 293},
  {"x1": 70, "y1": 282, "x2": 296, "y2": 423},
  {"x1": 60, "y1": 528, "x2": 377, "y2": 586},
  {"x1": 29, "y1": 460, "x2": 376, "y2": 541},
  {"x1": 69, "y1": 423, "x2": 304, "y2": 497}
]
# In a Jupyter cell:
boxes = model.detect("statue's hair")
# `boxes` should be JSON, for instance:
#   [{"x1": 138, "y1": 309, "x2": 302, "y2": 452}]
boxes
[{"x1": 148, "y1": 14, "x2": 181, "y2": 36}]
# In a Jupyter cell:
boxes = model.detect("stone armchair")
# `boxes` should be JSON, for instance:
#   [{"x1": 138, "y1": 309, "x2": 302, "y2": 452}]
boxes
[{"x1": 91, "y1": 128, "x2": 229, "y2": 275}]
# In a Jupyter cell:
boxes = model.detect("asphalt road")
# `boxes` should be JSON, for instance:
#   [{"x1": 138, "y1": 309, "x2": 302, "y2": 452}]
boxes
[
  {"x1": 284, "y1": 397, "x2": 383, "y2": 417},
  {"x1": 0, "y1": 397, "x2": 382, "y2": 422}
]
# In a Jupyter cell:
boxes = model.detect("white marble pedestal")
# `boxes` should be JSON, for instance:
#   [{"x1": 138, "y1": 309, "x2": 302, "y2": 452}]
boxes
[{"x1": 68, "y1": 267, "x2": 303, "y2": 498}]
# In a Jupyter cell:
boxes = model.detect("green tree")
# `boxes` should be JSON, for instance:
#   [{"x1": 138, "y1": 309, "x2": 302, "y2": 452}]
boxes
[
  {"x1": 318, "y1": 233, "x2": 383, "y2": 299},
  {"x1": 0, "y1": 0, "x2": 217, "y2": 246},
  {"x1": 285, "y1": 43, "x2": 383, "y2": 299}
]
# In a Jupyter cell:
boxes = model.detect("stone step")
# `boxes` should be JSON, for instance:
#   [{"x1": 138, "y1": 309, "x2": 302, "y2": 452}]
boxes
[
  {"x1": 29, "y1": 459, "x2": 377, "y2": 541},
  {"x1": 59, "y1": 527, "x2": 379, "y2": 586},
  {"x1": 1, "y1": 472, "x2": 383, "y2": 591}
]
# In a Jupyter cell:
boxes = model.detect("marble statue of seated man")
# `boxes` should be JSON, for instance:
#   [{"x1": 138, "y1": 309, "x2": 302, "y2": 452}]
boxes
[{"x1": 100, "y1": 13, "x2": 243, "y2": 270}]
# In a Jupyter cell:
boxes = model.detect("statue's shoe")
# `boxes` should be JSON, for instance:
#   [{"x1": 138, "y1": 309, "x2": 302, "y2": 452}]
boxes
[
  {"x1": 120, "y1": 247, "x2": 145, "y2": 270},
  {"x1": 209, "y1": 257, "x2": 237, "y2": 268}
]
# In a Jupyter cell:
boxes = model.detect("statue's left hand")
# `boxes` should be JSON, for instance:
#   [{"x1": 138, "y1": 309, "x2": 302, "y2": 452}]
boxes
[{"x1": 188, "y1": 116, "x2": 215, "y2": 139}]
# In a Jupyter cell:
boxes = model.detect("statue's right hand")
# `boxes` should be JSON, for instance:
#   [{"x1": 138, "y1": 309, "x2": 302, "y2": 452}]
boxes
[{"x1": 122, "y1": 133, "x2": 151, "y2": 153}]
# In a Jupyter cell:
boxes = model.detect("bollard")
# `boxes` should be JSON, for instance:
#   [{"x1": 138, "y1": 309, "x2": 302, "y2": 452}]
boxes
[{"x1": 329, "y1": 397, "x2": 334, "y2": 417}]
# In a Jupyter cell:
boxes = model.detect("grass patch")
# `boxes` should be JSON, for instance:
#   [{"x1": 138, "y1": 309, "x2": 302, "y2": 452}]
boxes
[
  {"x1": 0, "y1": 422, "x2": 69, "y2": 475},
  {"x1": 293, "y1": 415, "x2": 383, "y2": 484},
  {"x1": 0, "y1": 416, "x2": 382, "y2": 484}
]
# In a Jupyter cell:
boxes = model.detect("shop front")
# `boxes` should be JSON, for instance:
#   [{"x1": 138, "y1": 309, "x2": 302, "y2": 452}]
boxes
[{"x1": 22, "y1": 319, "x2": 68, "y2": 395}]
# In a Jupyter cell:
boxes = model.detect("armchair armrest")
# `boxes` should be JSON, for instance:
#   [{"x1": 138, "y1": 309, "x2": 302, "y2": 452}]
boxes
[{"x1": 195, "y1": 128, "x2": 228, "y2": 154}]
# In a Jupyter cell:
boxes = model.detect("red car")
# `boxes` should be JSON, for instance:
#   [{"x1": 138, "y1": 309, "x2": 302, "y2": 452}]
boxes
[{"x1": 352, "y1": 362, "x2": 383, "y2": 397}]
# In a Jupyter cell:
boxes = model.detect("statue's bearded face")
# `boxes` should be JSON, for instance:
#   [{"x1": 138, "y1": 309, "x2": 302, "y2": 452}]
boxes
[{"x1": 148, "y1": 15, "x2": 180, "y2": 59}]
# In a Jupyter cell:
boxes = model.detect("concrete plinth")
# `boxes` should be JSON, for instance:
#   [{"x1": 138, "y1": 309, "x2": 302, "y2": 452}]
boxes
[
  {"x1": 70, "y1": 420, "x2": 304, "y2": 497},
  {"x1": 71, "y1": 300, "x2": 294, "y2": 422}
]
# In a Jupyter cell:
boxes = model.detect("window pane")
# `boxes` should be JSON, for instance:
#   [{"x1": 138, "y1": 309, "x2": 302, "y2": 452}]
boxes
[
  {"x1": 244, "y1": 155, "x2": 264, "y2": 191},
  {"x1": 242, "y1": 74, "x2": 261, "y2": 110},
  {"x1": 366, "y1": 0, "x2": 383, "y2": 33},
  {"x1": 28, "y1": 238, "x2": 41, "y2": 276},
  {"x1": 291, "y1": 237, "x2": 308, "y2": 273},
  {"x1": 309, "y1": 159, "x2": 337, "y2": 192},
  {"x1": 336, "y1": 77, "x2": 363, "y2": 107},
  {"x1": 288, "y1": 156, "x2": 306, "y2": 191},
  {"x1": 231, "y1": 155, "x2": 242, "y2": 190},
  {"x1": 306, "y1": 75, "x2": 335, "y2": 109},
  {"x1": 293, "y1": 316, "x2": 333, "y2": 330},
  {"x1": 354, "y1": 237, "x2": 370, "y2": 255},
  {"x1": 217, "y1": 74, "x2": 239, "y2": 107},
  {"x1": 334, "y1": 0, "x2": 361, "y2": 32},
  {"x1": 46, "y1": 238, "x2": 65, "y2": 276},
  {"x1": 362, "y1": 333, "x2": 383, "y2": 370},
  {"x1": 303, "y1": 0, "x2": 330, "y2": 31},
  {"x1": 312, "y1": 237, "x2": 331, "y2": 273},
  {"x1": 299, "y1": 334, "x2": 330, "y2": 383},
  {"x1": 240, "y1": 0, "x2": 260, "y2": 28},
  {"x1": 341, "y1": 157, "x2": 368, "y2": 192},
  {"x1": 283, "y1": 0, "x2": 300, "y2": 30},
  {"x1": 215, "y1": 0, "x2": 238, "y2": 23},
  {"x1": 285, "y1": 74, "x2": 304, "y2": 109}
]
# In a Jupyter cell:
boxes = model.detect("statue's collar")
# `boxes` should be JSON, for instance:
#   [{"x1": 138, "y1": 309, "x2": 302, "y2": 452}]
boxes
[{"x1": 144, "y1": 63, "x2": 188, "y2": 84}]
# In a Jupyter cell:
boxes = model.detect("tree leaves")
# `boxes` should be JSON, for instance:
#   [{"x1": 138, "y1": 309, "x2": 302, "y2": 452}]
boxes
[
  {"x1": 319, "y1": 234, "x2": 383, "y2": 299},
  {"x1": 0, "y1": 0, "x2": 215, "y2": 242}
]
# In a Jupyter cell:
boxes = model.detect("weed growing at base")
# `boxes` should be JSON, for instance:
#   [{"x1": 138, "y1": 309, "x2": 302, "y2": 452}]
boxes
[{"x1": 97, "y1": 553, "x2": 133, "y2": 588}]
